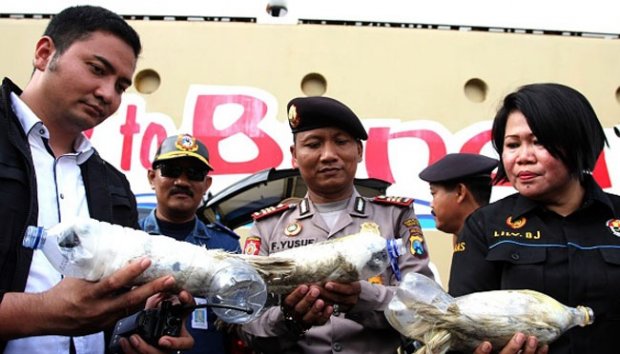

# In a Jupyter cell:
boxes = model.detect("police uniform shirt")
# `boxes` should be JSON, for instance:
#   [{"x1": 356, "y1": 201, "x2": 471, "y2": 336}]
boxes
[
  {"x1": 449, "y1": 175, "x2": 620, "y2": 354},
  {"x1": 242, "y1": 189, "x2": 433, "y2": 354}
]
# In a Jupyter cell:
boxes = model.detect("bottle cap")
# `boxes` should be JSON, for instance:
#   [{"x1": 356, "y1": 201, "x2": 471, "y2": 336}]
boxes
[
  {"x1": 23, "y1": 226, "x2": 45, "y2": 249},
  {"x1": 386, "y1": 239, "x2": 403, "y2": 281}
]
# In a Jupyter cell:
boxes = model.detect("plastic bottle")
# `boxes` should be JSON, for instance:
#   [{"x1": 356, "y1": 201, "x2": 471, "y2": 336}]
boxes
[
  {"x1": 259, "y1": 222, "x2": 410, "y2": 294},
  {"x1": 23, "y1": 217, "x2": 267, "y2": 324}
]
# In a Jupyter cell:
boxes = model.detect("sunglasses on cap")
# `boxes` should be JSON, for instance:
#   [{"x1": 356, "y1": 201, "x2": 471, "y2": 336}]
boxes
[{"x1": 156, "y1": 163, "x2": 208, "y2": 181}]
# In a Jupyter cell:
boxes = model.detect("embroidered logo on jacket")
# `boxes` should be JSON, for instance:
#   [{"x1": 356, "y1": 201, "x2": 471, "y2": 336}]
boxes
[
  {"x1": 506, "y1": 216, "x2": 527, "y2": 229},
  {"x1": 607, "y1": 219, "x2": 620, "y2": 237}
]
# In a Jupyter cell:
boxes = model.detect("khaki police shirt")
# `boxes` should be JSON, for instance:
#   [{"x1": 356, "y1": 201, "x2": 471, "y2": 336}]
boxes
[{"x1": 242, "y1": 190, "x2": 433, "y2": 354}]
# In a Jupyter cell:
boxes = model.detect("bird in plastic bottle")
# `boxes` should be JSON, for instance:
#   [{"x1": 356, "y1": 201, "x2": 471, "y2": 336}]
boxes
[
  {"x1": 22, "y1": 217, "x2": 294, "y2": 323},
  {"x1": 23, "y1": 217, "x2": 404, "y2": 321},
  {"x1": 246, "y1": 222, "x2": 405, "y2": 294},
  {"x1": 385, "y1": 272, "x2": 594, "y2": 354}
]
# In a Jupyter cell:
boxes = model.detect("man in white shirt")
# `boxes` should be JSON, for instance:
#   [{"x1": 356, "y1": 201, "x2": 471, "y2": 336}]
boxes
[{"x1": 0, "y1": 5, "x2": 193, "y2": 354}]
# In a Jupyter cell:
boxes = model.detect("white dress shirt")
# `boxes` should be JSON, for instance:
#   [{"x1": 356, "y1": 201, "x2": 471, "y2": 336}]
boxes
[{"x1": 4, "y1": 92, "x2": 103, "y2": 354}]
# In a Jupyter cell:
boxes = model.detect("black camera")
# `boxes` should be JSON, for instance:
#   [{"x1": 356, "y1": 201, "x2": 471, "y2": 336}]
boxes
[{"x1": 109, "y1": 300, "x2": 183, "y2": 354}]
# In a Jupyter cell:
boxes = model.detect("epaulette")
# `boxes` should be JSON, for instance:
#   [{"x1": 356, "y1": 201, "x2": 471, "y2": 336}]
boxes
[
  {"x1": 251, "y1": 203, "x2": 296, "y2": 221},
  {"x1": 371, "y1": 195, "x2": 414, "y2": 207}
]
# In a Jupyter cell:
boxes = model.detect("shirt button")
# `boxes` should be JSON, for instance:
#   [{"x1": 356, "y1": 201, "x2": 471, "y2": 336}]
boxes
[
  {"x1": 333, "y1": 342, "x2": 342, "y2": 352},
  {"x1": 39, "y1": 128, "x2": 45, "y2": 135},
  {"x1": 59, "y1": 193, "x2": 64, "y2": 199},
  {"x1": 511, "y1": 253, "x2": 520, "y2": 261}
]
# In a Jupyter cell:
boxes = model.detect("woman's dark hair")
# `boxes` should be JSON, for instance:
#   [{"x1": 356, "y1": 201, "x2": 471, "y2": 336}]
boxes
[
  {"x1": 491, "y1": 83, "x2": 607, "y2": 184},
  {"x1": 44, "y1": 5, "x2": 141, "y2": 58}
]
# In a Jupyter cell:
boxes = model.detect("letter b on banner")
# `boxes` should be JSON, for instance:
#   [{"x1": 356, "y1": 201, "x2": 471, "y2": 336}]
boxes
[{"x1": 192, "y1": 94, "x2": 283, "y2": 174}]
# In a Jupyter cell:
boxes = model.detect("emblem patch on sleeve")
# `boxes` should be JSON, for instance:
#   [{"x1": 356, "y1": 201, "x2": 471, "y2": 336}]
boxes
[
  {"x1": 243, "y1": 236, "x2": 262, "y2": 255},
  {"x1": 408, "y1": 235, "x2": 427, "y2": 258}
]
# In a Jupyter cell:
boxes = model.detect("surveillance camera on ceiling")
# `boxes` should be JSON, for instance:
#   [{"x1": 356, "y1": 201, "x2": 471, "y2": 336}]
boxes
[{"x1": 266, "y1": 0, "x2": 288, "y2": 17}]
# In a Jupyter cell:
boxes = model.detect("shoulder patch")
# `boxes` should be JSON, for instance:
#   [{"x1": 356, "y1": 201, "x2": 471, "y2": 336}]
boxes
[
  {"x1": 371, "y1": 195, "x2": 414, "y2": 207},
  {"x1": 251, "y1": 203, "x2": 296, "y2": 221}
]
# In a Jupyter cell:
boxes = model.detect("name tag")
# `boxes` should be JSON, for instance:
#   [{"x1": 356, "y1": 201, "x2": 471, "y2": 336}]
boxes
[{"x1": 191, "y1": 297, "x2": 209, "y2": 330}]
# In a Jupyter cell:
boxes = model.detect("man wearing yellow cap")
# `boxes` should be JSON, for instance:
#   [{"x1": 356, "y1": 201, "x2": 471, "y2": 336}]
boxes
[{"x1": 141, "y1": 133, "x2": 241, "y2": 354}]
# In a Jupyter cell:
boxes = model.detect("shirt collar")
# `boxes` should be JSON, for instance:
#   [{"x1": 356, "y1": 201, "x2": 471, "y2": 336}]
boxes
[
  {"x1": 141, "y1": 209, "x2": 211, "y2": 240},
  {"x1": 295, "y1": 189, "x2": 366, "y2": 219},
  {"x1": 10, "y1": 91, "x2": 95, "y2": 164}
]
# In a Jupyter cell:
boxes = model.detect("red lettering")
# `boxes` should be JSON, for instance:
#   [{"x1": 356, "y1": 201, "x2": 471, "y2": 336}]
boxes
[
  {"x1": 460, "y1": 130, "x2": 492, "y2": 154},
  {"x1": 366, "y1": 127, "x2": 446, "y2": 183},
  {"x1": 593, "y1": 151, "x2": 611, "y2": 188},
  {"x1": 192, "y1": 94, "x2": 282, "y2": 174},
  {"x1": 140, "y1": 123, "x2": 168, "y2": 169},
  {"x1": 119, "y1": 105, "x2": 140, "y2": 171}
]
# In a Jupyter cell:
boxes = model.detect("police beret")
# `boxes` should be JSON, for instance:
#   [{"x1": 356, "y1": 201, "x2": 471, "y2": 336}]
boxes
[
  {"x1": 287, "y1": 96, "x2": 368, "y2": 140},
  {"x1": 419, "y1": 153, "x2": 498, "y2": 183},
  {"x1": 153, "y1": 134, "x2": 213, "y2": 170}
]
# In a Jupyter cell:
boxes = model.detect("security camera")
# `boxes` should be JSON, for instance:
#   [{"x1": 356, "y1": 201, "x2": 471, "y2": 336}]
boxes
[{"x1": 266, "y1": 0, "x2": 288, "y2": 17}]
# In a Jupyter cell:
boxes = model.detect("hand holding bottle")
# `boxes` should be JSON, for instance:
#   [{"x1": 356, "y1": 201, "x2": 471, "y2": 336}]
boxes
[
  {"x1": 23, "y1": 217, "x2": 268, "y2": 324},
  {"x1": 0, "y1": 257, "x2": 179, "y2": 339}
]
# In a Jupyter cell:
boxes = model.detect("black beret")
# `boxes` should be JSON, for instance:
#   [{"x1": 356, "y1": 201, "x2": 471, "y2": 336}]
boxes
[
  {"x1": 419, "y1": 153, "x2": 498, "y2": 183},
  {"x1": 287, "y1": 96, "x2": 368, "y2": 140}
]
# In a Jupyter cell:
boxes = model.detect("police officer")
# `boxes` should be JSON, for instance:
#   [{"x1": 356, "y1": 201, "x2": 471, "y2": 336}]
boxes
[
  {"x1": 241, "y1": 96, "x2": 433, "y2": 354},
  {"x1": 419, "y1": 153, "x2": 498, "y2": 247},
  {"x1": 141, "y1": 134, "x2": 242, "y2": 354}
]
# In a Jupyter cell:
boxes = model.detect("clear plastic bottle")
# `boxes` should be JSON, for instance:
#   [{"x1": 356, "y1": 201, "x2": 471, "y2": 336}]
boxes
[
  {"x1": 262, "y1": 223, "x2": 410, "y2": 294},
  {"x1": 23, "y1": 217, "x2": 267, "y2": 324}
]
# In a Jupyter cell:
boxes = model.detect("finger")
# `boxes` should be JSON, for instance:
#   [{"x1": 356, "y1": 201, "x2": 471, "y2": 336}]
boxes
[
  {"x1": 127, "y1": 334, "x2": 177, "y2": 354},
  {"x1": 118, "y1": 336, "x2": 140, "y2": 354},
  {"x1": 536, "y1": 344, "x2": 549, "y2": 354},
  {"x1": 498, "y1": 333, "x2": 526, "y2": 354},
  {"x1": 282, "y1": 285, "x2": 309, "y2": 309},
  {"x1": 178, "y1": 290, "x2": 195, "y2": 306},
  {"x1": 158, "y1": 333, "x2": 194, "y2": 351},
  {"x1": 523, "y1": 336, "x2": 539, "y2": 354},
  {"x1": 114, "y1": 276, "x2": 177, "y2": 314},
  {"x1": 154, "y1": 309, "x2": 195, "y2": 351},
  {"x1": 302, "y1": 299, "x2": 333, "y2": 325},
  {"x1": 145, "y1": 293, "x2": 166, "y2": 309},
  {"x1": 324, "y1": 281, "x2": 361, "y2": 296},
  {"x1": 473, "y1": 341, "x2": 492, "y2": 354},
  {"x1": 293, "y1": 286, "x2": 321, "y2": 315},
  {"x1": 300, "y1": 298, "x2": 325, "y2": 322},
  {"x1": 97, "y1": 258, "x2": 152, "y2": 294},
  {"x1": 317, "y1": 283, "x2": 360, "y2": 305}
]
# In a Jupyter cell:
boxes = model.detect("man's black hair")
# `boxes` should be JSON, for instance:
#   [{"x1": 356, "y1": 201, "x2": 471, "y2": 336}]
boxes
[
  {"x1": 437, "y1": 177, "x2": 493, "y2": 207},
  {"x1": 44, "y1": 5, "x2": 141, "y2": 58}
]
